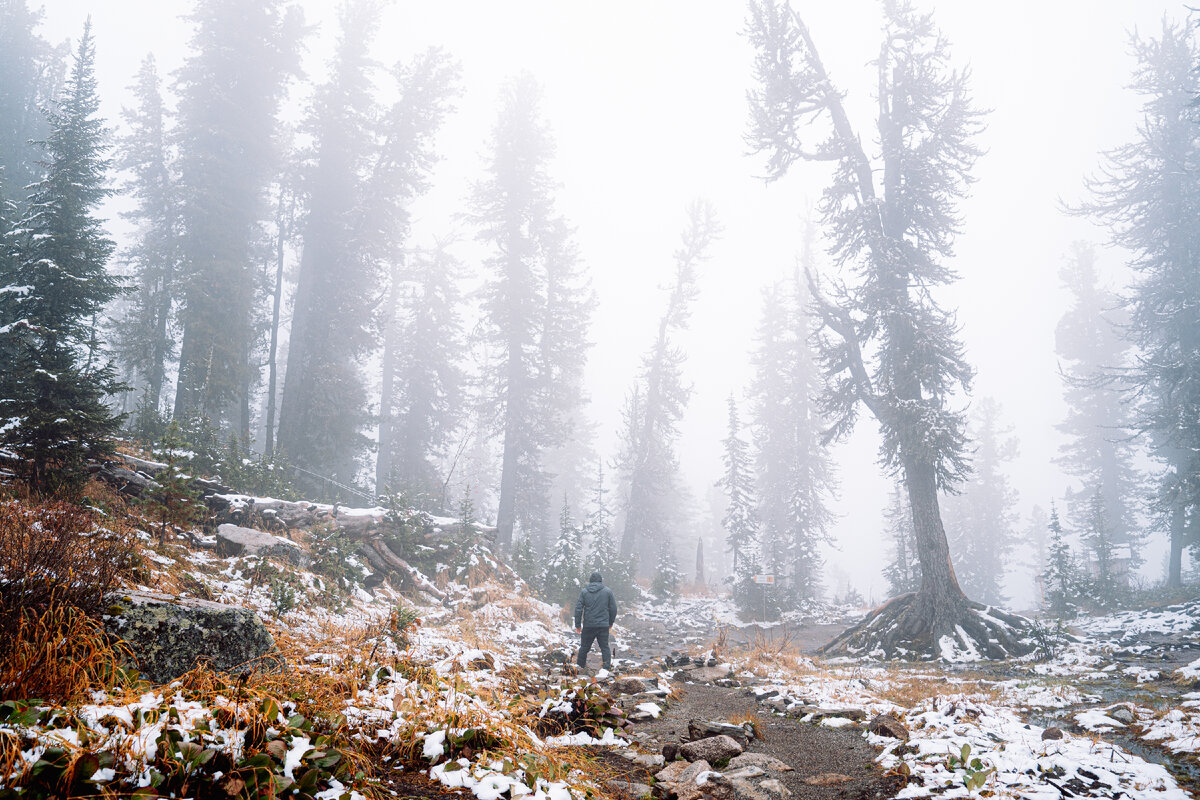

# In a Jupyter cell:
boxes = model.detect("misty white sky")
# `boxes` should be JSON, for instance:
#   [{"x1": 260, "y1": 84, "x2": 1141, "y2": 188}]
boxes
[{"x1": 39, "y1": 0, "x2": 1189, "y2": 605}]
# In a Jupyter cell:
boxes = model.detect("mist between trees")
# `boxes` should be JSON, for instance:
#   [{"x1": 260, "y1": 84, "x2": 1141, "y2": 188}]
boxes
[{"x1": 1, "y1": 0, "x2": 1198, "y2": 647}]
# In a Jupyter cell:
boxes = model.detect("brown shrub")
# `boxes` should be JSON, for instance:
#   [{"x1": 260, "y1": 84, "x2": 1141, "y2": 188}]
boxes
[
  {"x1": 0, "y1": 499, "x2": 136, "y2": 627},
  {"x1": 0, "y1": 602, "x2": 133, "y2": 702},
  {"x1": 0, "y1": 500, "x2": 138, "y2": 701}
]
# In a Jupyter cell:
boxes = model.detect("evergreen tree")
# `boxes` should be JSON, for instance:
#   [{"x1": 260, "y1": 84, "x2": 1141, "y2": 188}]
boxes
[
  {"x1": 651, "y1": 538, "x2": 682, "y2": 599},
  {"x1": 1079, "y1": 486, "x2": 1125, "y2": 610},
  {"x1": 882, "y1": 483, "x2": 920, "y2": 596},
  {"x1": 719, "y1": 395, "x2": 758, "y2": 572},
  {"x1": 0, "y1": 0, "x2": 64, "y2": 202},
  {"x1": 279, "y1": 5, "x2": 458, "y2": 488},
  {"x1": 0, "y1": 21, "x2": 123, "y2": 494},
  {"x1": 583, "y1": 462, "x2": 635, "y2": 601},
  {"x1": 748, "y1": 261, "x2": 836, "y2": 606},
  {"x1": 111, "y1": 55, "x2": 178, "y2": 416},
  {"x1": 1042, "y1": 504, "x2": 1080, "y2": 619},
  {"x1": 1054, "y1": 242, "x2": 1141, "y2": 577},
  {"x1": 541, "y1": 499, "x2": 583, "y2": 607},
  {"x1": 377, "y1": 240, "x2": 465, "y2": 501},
  {"x1": 617, "y1": 202, "x2": 720, "y2": 570},
  {"x1": 942, "y1": 398, "x2": 1019, "y2": 605},
  {"x1": 1076, "y1": 20, "x2": 1200, "y2": 589},
  {"x1": 144, "y1": 420, "x2": 202, "y2": 545},
  {"x1": 172, "y1": 0, "x2": 301, "y2": 430},
  {"x1": 475, "y1": 74, "x2": 591, "y2": 551},
  {"x1": 748, "y1": 0, "x2": 1036, "y2": 657}
]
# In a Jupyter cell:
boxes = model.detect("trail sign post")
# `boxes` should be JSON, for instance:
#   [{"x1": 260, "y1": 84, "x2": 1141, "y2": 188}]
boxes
[{"x1": 753, "y1": 574, "x2": 774, "y2": 584}]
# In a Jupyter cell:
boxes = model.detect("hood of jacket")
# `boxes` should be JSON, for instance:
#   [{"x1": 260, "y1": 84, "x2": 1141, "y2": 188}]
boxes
[{"x1": 585, "y1": 580, "x2": 604, "y2": 593}]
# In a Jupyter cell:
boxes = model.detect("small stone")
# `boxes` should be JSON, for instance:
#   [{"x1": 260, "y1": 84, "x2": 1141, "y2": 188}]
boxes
[
  {"x1": 757, "y1": 779, "x2": 791, "y2": 797},
  {"x1": 614, "y1": 676, "x2": 651, "y2": 695},
  {"x1": 688, "y1": 720, "x2": 752, "y2": 745},
  {"x1": 663, "y1": 742, "x2": 680, "y2": 761},
  {"x1": 634, "y1": 753, "x2": 667, "y2": 769},
  {"x1": 680, "y1": 735, "x2": 744, "y2": 763},
  {"x1": 867, "y1": 713, "x2": 909, "y2": 741},
  {"x1": 726, "y1": 753, "x2": 793, "y2": 772},
  {"x1": 1110, "y1": 706, "x2": 1136, "y2": 725},
  {"x1": 656, "y1": 761, "x2": 691, "y2": 784},
  {"x1": 676, "y1": 760, "x2": 714, "y2": 786},
  {"x1": 721, "y1": 767, "x2": 765, "y2": 780},
  {"x1": 803, "y1": 773, "x2": 854, "y2": 787},
  {"x1": 607, "y1": 780, "x2": 653, "y2": 797},
  {"x1": 1041, "y1": 727, "x2": 1065, "y2": 741}
]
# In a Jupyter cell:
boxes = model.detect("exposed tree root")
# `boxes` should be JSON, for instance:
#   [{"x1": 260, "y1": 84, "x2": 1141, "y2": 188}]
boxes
[{"x1": 821, "y1": 592, "x2": 1048, "y2": 661}]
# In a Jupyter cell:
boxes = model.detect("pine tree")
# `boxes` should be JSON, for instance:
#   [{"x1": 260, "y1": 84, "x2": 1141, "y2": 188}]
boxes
[
  {"x1": 1054, "y1": 242, "x2": 1141, "y2": 578},
  {"x1": 144, "y1": 420, "x2": 202, "y2": 545},
  {"x1": 583, "y1": 462, "x2": 635, "y2": 601},
  {"x1": 377, "y1": 240, "x2": 465, "y2": 501},
  {"x1": 0, "y1": 21, "x2": 123, "y2": 494},
  {"x1": 111, "y1": 55, "x2": 178, "y2": 416},
  {"x1": 882, "y1": 483, "x2": 920, "y2": 597},
  {"x1": 618, "y1": 202, "x2": 720, "y2": 571},
  {"x1": 651, "y1": 539, "x2": 682, "y2": 600},
  {"x1": 475, "y1": 74, "x2": 591, "y2": 551},
  {"x1": 0, "y1": 0, "x2": 64, "y2": 202},
  {"x1": 279, "y1": 6, "x2": 459, "y2": 488},
  {"x1": 1075, "y1": 20, "x2": 1200, "y2": 589},
  {"x1": 748, "y1": 0, "x2": 1037, "y2": 658},
  {"x1": 541, "y1": 499, "x2": 583, "y2": 607},
  {"x1": 748, "y1": 260, "x2": 836, "y2": 606},
  {"x1": 172, "y1": 0, "x2": 301, "y2": 430},
  {"x1": 719, "y1": 395, "x2": 758, "y2": 573},
  {"x1": 942, "y1": 399, "x2": 1019, "y2": 605},
  {"x1": 1042, "y1": 504, "x2": 1080, "y2": 619},
  {"x1": 1079, "y1": 487, "x2": 1125, "y2": 610}
]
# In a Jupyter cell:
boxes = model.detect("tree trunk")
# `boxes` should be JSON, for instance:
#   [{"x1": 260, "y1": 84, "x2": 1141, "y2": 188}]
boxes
[
  {"x1": 902, "y1": 457, "x2": 967, "y2": 639},
  {"x1": 376, "y1": 262, "x2": 401, "y2": 492},
  {"x1": 495, "y1": 419, "x2": 518, "y2": 551},
  {"x1": 1168, "y1": 502, "x2": 1185, "y2": 589},
  {"x1": 264, "y1": 193, "x2": 288, "y2": 458}
]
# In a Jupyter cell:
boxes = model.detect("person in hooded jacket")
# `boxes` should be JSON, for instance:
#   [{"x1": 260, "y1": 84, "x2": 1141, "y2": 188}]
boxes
[{"x1": 573, "y1": 571, "x2": 617, "y2": 671}]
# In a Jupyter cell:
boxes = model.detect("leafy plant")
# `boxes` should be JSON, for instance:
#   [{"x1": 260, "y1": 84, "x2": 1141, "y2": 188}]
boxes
[
  {"x1": 947, "y1": 743, "x2": 995, "y2": 793},
  {"x1": 532, "y1": 679, "x2": 629, "y2": 736}
]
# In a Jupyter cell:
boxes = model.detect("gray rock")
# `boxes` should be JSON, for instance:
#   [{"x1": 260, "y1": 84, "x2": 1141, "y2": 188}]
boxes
[
  {"x1": 688, "y1": 664, "x2": 734, "y2": 682},
  {"x1": 688, "y1": 720, "x2": 752, "y2": 745},
  {"x1": 1110, "y1": 706, "x2": 1136, "y2": 725},
  {"x1": 1041, "y1": 727, "x2": 1064, "y2": 741},
  {"x1": 757, "y1": 779, "x2": 790, "y2": 797},
  {"x1": 608, "y1": 780, "x2": 652, "y2": 797},
  {"x1": 677, "y1": 760, "x2": 715, "y2": 785},
  {"x1": 215, "y1": 523, "x2": 308, "y2": 566},
  {"x1": 726, "y1": 753, "x2": 793, "y2": 773},
  {"x1": 104, "y1": 590, "x2": 279, "y2": 683},
  {"x1": 680, "y1": 735, "x2": 744, "y2": 764},
  {"x1": 663, "y1": 742, "x2": 680, "y2": 761},
  {"x1": 656, "y1": 761, "x2": 692, "y2": 784},
  {"x1": 634, "y1": 753, "x2": 666, "y2": 769},
  {"x1": 721, "y1": 767, "x2": 766, "y2": 780},
  {"x1": 613, "y1": 676, "x2": 651, "y2": 694},
  {"x1": 867, "y1": 713, "x2": 909, "y2": 741}
]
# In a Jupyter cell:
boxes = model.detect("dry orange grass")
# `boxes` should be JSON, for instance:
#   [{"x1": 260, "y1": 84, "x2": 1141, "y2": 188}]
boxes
[
  {"x1": 0, "y1": 603, "x2": 134, "y2": 704},
  {"x1": 877, "y1": 671, "x2": 1003, "y2": 708}
]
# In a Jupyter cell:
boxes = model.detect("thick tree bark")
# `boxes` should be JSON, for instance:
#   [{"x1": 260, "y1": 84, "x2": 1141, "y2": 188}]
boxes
[
  {"x1": 264, "y1": 192, "x2": 288, "y2": 458},
  {"x1": 1168, "y1": 502, "x2": 1185, "y2": 589},
  {"x1": 376, "y1": 262, "x2": 401, "y2": 492}
]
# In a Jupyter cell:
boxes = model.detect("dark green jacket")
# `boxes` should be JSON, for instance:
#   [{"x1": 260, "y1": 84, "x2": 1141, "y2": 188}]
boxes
[{"x1": 574, "y1": 580, "x2": 617, "y2": 628}]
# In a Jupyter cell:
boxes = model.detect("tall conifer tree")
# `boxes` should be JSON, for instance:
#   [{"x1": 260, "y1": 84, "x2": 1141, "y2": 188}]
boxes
[
  {"x1": 0, "y1": 21, "x2": 122, "y2": 493},
  {"x1": 1076, "y1": 21, "x2": 1200, "y2": 588}
]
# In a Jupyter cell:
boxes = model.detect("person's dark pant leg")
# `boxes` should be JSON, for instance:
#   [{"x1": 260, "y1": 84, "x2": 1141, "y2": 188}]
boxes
[
  {"x1": 595, "y1": 627, "x2": 611, "y2": 669},
  {"x1": 578, "y1": 628, "x2": 598, "y2": 668}
]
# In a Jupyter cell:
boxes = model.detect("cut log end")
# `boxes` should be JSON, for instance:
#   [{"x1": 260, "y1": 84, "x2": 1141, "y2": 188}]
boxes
[{"x1": 821, "y1": 592, "x2": 1048, "y2": 662}]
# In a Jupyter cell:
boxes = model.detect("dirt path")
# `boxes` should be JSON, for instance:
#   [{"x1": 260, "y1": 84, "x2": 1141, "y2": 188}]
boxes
[{"x1": 602, "y1": 683, "x2": 901, "y2": 800}]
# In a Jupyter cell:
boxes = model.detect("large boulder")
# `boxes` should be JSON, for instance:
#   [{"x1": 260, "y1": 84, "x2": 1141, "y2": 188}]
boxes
[
  {"x1": 104, "y1": 591, "x2": 280, "y2": 683},
  {"x1": 680, "y1": 735, "x2": 744, "y2": 764},
  {"x1": 215, "y1": 523, "x2": 308, "y2": 566}
]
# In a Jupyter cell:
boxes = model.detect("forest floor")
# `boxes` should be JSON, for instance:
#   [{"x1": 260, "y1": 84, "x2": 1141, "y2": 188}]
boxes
[{"x1": 3, "y1": 491, "x2": 1200, "y2": 799}]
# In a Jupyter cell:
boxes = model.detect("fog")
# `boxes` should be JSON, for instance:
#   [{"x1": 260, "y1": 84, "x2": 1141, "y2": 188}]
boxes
[{"x1": 33, "y1": 0, "x2": 1188, "y2": 605}]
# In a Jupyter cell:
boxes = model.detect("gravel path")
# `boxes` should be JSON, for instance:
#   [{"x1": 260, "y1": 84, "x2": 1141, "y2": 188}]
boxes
[{"x1": 616, "y1": 683, "x2": 902, "y2": 800}]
